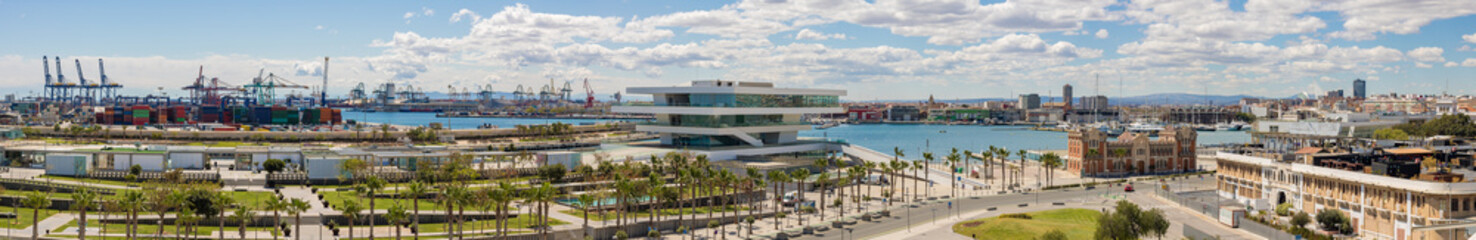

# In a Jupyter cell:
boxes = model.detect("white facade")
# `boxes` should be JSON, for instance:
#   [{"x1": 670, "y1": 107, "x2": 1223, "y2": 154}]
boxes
[
  {"x1": 613, "y1": 80, "x2": 845, "y2": 147},
  {"x1": 304, "y1": 157, "x2": 346, "y2": 180},
  {"x1": 44, "y1": 154, "x2": 92, "y2": 176},
  {"x1": 110, "y1": 154, "x2": 167, "y2": 171}
]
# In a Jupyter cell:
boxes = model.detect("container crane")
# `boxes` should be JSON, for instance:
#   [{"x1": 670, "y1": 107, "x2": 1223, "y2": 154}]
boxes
[
  {"x1": 244, "y1": 69, "x2": 310, "y2": 106},
  {"x1": 42, "y1": 56, "x2": 52, "y2": 100},
  {"x1": 53, "y1": 57, "x2": 69, "y2": 100},
  {"x1": 513, "y1": 84, "x2": 527, "y2": 101},
  {"x1": 182, "y1": 66, "x2": 245, "y2": 106},
  {"x1": 98, "y1": 59, "x2": 121, "y2": 101},
  {"x1": 74, "y1": 59, "x2": 96, "y2": 102},
  {"x1": 561, "y1": 81, "x2": 573, "y2": 102}
]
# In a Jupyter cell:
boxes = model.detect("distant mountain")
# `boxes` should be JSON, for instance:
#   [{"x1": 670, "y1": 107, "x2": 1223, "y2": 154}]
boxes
[{"x1": 853, "y1": 93, "x2": 1266, "y2": 106}]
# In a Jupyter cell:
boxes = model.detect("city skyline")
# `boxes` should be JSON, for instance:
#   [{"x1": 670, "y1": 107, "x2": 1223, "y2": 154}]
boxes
[{"x1": 2, "y1": 0, "x2": 1476, "y2": 100}]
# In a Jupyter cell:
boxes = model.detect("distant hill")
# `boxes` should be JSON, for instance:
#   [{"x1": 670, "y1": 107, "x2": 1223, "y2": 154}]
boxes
[{"x1": 853, "y1": 93, "x2": 1267, "y2": 106}]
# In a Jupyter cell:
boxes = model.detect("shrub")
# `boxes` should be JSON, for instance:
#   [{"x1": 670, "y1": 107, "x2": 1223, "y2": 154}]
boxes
[
  {"x1": 1315, "y1": 209, "x2": 1347, "y2": 232},
  {"x1": 648, "y1": 229, "x2": 661, "y2": 238},
  {"x1": 802, "y1": 206, "x2": 817, "y2": 213},
  {"x1": 1291, "y1": 212, "x2": 1311, "y2": 229},
  {"x1": 614, "y1": 230, "x2": 627, "y2": 240},
  {"x1": 263, "y1": 159, "x2": 287, "y2": 173},
  {"x1": 1039, "y1": 229, "x2": 1067, "y2": 240},
  {"x1": 998, "y1": 213, "x2": 1033, "y2": 220},
  {"x1": 1275, "y1": 203, "x2": 1292, "y2": 216}
]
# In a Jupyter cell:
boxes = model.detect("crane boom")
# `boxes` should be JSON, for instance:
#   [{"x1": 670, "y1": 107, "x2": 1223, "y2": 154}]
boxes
[
  {"x1": 74, "y1": 59, "x2": 88, "y2": 85},
  {"x1": 54, "y1": 57, "x2": 65, "y2": 84},
  {"x1": 43, "y1": 56, "x2": 52, "y2": 85},
  {"x1": 97, "y1": 59, "x2": 109, "y2": 85}
]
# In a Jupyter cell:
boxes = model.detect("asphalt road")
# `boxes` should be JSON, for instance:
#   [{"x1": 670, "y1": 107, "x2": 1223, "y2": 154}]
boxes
[{"x1": 800, "y1": 175, "x2": 1221, "y2": 240}]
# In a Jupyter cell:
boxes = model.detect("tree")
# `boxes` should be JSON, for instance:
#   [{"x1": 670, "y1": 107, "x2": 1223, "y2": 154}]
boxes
[
  {"x1": 1234, "y1": 112, "x2": 1257, "y2": 123},
  {"x1": 120, "y1": 190, "x2": 146, "y2": 240},
  {"x1": 1040, "y1": 152, "x2": 1063, "y2": 187},
  {"x1": 263, "y1": 158, "x2": 288, "y2": 173},
  {"x1": 893, "y1": 147, "x2": 905, "y2": 204},
  {"x1": 231, "y1": 205, "x2": 256, "y2": 240},
  {"x1": 335, "y1": 199, "x2": 365, "y2": 240},
  {"x1": 384, "y1": 204, "x2": 409, "y2": 240},
  {"x1": 70, "y1": 189, "x2": 99, "y2": 240},
  {"x1": 289, "y1": 199, "x2": 312, "y2": 240},
  {"x1": 1292, "y1": 211, "x2": 1312, "y2": 230},
  {"x1": 23, "y1": 191, "x2": 50, "y2": 240},
  {"x1": 576, "y1": 194, "x2": 597, "y2": 234},
  {"x1": 405, "y1": 180, "x2": 430, "y2": 240},
  {"x1": 1094, "y1": 200, "x2": 1167, "y2": 240},
  {"x1": 1141, "y1": 209, "x2": 1169, "y2": 240},
  {"x1": 791, "y1": 168, "x2": 811, "y2": 225},
  {"x1": 947, "y1": 148, "x2": 960, "y2": 198},
  {"x1": 1373, "y1": 128, "x2": 1410, "y2": 140},
  {"x1": 265, "y1": 196, "x2": 289, "y2": 238},
  {"x1": 1316, "y1": 209, "x2": 1351, "y2": 233},
  {"x1": 362, "y1": 176, "x2": 387, "y2": 239}
]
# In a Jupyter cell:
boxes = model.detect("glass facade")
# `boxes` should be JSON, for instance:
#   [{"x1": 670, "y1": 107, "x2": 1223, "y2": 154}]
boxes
[
  {"x1": 669, "y1": 133, "x2": 747, "y2": 147},
  {"x1": 647, "y1": 114, "x2": 802, "y2": 128},
  {"x1": 662, "y1": 94, "x2": 839, "y2": 108}
]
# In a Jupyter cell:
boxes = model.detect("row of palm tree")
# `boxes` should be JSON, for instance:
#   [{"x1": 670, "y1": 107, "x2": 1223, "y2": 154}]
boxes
[{"x1": 14, "y1": 179, "x2": 313, "y2": 240}]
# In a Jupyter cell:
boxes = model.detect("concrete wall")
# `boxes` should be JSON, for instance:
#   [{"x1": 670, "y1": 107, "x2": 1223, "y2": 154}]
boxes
[
  {"x1": 306, "y1": 157, "x2": 346, "y2": 180},
  {"x1": 168, "y1": 152, "x2": 205, "y2": 169},
  {"x1": 44, "y1": 154, "x2": 90, "y2": 176},
  {"x1": 112, "y1": 154, "x2": 167, "y2": 171}
]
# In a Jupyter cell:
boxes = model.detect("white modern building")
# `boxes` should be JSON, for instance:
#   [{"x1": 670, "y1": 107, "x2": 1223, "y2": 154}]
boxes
[{"x1": 612, "y1": 80, "x2": 845, "y2": 147}]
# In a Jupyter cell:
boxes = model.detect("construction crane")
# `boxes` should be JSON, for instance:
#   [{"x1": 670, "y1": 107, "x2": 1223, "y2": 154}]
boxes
[
  {"x1": 583, "y1": 78, "x2": 595, "y2": 109},
  {"x1": 244, "y1": 69, "x2": 310, "y2": 106}
]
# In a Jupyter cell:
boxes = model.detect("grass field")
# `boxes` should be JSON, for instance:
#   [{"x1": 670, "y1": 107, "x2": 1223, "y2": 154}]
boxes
[
  {"x1": 951, "y1": 208, "x2": 1101, "y2": 240},
  {"x1": 223, "y1": 191, "x2": 277, "y2": 209},
  {"x1": 37, "y1": 175, "x2": 137, "y2": 187},
  {"x1": 0, "y1": 206, "x2": 58, "y2": 229},
  {"x1": 49, "y1": 218, "x2": 275, "y2": 239}
]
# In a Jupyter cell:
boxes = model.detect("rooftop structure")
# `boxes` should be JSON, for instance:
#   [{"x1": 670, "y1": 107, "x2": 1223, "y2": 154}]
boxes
[
  {"x1": 1066, "y1": 126, "x2": 1197, "y2": 177},
  {"x1": 612, "y1": 80, "x2": 845, "y2": 147}
]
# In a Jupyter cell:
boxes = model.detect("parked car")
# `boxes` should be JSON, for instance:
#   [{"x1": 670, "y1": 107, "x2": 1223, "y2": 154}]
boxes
[{"x1": 1124, "y1": 184, "x2": 1135, "y2": 192}]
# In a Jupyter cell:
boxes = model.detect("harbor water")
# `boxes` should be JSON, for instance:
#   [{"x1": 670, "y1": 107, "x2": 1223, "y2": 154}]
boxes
[{"x1": 800, "y1": 124, "x2": 1251, "y2": 159}]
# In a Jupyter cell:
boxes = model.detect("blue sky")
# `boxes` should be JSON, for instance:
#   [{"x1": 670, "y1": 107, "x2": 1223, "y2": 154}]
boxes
[{"x1": 2, "y1": 0, "x2": 1475, "y2": 100}]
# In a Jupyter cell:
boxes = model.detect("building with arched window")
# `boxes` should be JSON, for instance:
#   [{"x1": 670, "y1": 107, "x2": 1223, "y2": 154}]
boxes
[{"x1": 1065, "y1": 126, "x2": 1197, "y2": 177}]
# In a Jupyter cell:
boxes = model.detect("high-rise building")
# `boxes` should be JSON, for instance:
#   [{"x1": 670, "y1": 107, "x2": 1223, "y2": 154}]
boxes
[
  {"x1": 1353, "y1": 78, "x2": 1366, "y2": 98},
  {"x1": 1017, "y1": 94, "x2": 1041, "y2": 110},
  {"x1": 1063, "y1": 84, "x2": 1073, "y2": 109},
  {"x1": 612, "y1": 80, "x2": 845, "y2": 147},
  {"x1": 1326, "y1": 90, "x2": 1343, "y2": 98},
  {"x1": 1081, "y1": 95, "x2": 1109, "y2": 110}
]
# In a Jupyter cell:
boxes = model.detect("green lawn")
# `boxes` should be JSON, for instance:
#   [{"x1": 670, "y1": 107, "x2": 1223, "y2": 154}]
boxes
[
  {"x1": 223, "y1": 191, "x2": 277, "y2": 209},
  {"x1": 559, "y1": 205, "x2": 749, "y2": 221},
  {"x1": 402, "y1": 214, "x2": 564, "y2": 233},
  {"x1": 312, "y1": 176, "x2": 538, "y2": 190},
  {"x1": 0, "y1": 206, "x2": 59, "y2": 229},
  {"x1": 951, "y1": 208, "x2": 1101, "y2": 240},
  {"x1": 321, "y1": 191, "x2": 444, "y2": 211}
]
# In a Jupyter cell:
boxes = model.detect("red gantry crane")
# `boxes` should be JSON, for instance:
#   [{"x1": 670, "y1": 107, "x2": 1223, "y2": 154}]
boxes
[{"x1": 583, "y1": 78, "x2": 595, "y2": 109}]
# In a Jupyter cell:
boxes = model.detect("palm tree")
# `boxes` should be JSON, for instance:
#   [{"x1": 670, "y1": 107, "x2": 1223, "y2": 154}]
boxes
[
  {"x1": 288, "y1": 199, "x2": 311, "y2": 240},
  {"x1": 790, "y1": 168, "x2": 810, "y2": 226},
  {"x1": 22, "y1": 191, "x2": 49, "y2": 240},
  {"x1": 213, "y1": 192, "x2": 236, "y2": 240},
  {"x1": 911, "y1": 161, "x2": 922, "y2": 203},
  {"x1": 814, "y1": 172, "x2": 830, "y2": 221},
  {"x1": 231, "y1": 206, "x2": 256, "y2": 240},
  {"x1": 997, "y1": 149, "x2": 1011, "y2": 189},
  {"x1": 70, "y1": 189, "x2": 98, "y2": 240},
  {"x1": 892, "y1": 147, "x2": 905, "y2": 203},
  {"x1": 405, "y1": 180, "x2": 430, "y2": 240},
  {"x1": 981, "y1": 150, "x2": 994, "y2": 189},
  {"x1": 167, "y1": 190, "x2": 188, "y2": 239},
  {"x1": 384, "y1": 204, "x2": 409, "y2": 240},
  {"x1": 265, "y1": 196, "x2": 288, "y2": 238},
  {"x1": 495, "y1": 182, "x2": 518, "y2": 239},
  {"x1": 921, "y1": 152, "x2": 934, "y2": 198},
  {"x1": 576, "y1": 194, "x2": 597, "y2": 235},
  {"x1": 1040, "y1": 152, "x2": 1063, "y2": 188},
  {"x1": 362, "y1": 176, "x2": 387, "y2": 239},
  {"x1": 335, "y1": 199, "x2": 364, "y2": 240},
  {"x1": 767, "y1": 170, "x2": 788, "y2": 230},
  {"x1": 529, "y1": 182, "x2": 557, "y2": 239},
  {"x1": 120, "y1": 190, "x2": 145, "y2": 240},
  {"x1": 1018, "y1": 149, "x2": 1028, "y2": 189},
  {"x1": 947, "y1": 148, "x2": 961, "y2": 198}
]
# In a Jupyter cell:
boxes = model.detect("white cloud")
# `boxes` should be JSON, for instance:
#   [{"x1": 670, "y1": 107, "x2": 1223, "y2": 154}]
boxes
[
  {"x1": 1095, "y1": 29, "x2": 1109, "y2": 39},
  {"x1": 422, "y1": 7, "x2": 435, "y2": 17},
  {"x1": 450, "y1": 9, "x2": 481, "y2": 23},
  {"x1": 1406, "y1": 47, "x2": 1445, "y2": 62},
  {"x1": 403, "y1": 12, "x2": 415, "y2": 19},
  {"x1": 1465, "y1": 58, "x2": 1476, "y2": 67},
  {"x1": 1124, "y1": 0, "x2": 1325, "y2": 42},
  {"x1": 1415, "y1": 62, "x2": 1432, "y2": 68},
  {"x1": 314, "y1": 25, "x2": 324, "y2": 30},
  {"x1": 793, "y1": 29, "x2": 846, "y2": 40},
  {"x1": 1322, "y1": 0, "x2": 1476, "y2": 40},
  {"x1": 734, "y1": 0, "x2": 1115, "y2": 45},
  {"x1": 1465, "y1": 33, "x2": 1476, "y2": 44},
  {"x1": 1447, "y1": 62, "x2": 1460, "y2": 67}
]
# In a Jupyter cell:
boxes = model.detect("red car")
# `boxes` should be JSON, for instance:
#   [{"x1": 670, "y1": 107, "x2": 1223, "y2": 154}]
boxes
[{"x1": 1124, "y1": 184, "x2": 1135, "y2": 192}]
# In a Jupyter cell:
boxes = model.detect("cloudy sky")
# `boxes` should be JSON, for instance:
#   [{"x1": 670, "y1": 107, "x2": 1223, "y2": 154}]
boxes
[{"x1": 2, "y1": 0, "x2": 1476, "y2": 101}]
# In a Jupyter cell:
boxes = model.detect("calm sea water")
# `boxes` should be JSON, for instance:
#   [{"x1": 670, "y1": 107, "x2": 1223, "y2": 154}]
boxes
[
  {"x1": 342, "y1": 112, "x2": 1251, "y2": 158},
  {"x1": 341, "y1": 111, "x2": 623, "y2": 129},
  {"x1": 799, "y1": 124, "x2": 1251, "y2": 157}
]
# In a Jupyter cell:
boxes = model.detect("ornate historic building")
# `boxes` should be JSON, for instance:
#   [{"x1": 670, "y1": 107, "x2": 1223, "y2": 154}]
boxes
[{"x1": 1065, "y1": 126, "x2": 1197, "y2": 177}]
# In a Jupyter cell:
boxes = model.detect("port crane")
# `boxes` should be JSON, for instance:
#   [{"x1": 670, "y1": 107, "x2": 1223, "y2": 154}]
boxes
[
  {"x1": 73, "y1": 59, "x2": 94, "y2": 102},
  {"x1": 41, "y1": 56, "x2": 53, "y2": 100},
  {"x1": 478, "y1": 84, "x2": 496, "y2": 105},
  {"x1": 244, "y1": 69, "x2": 310, "y2": 106},
  {"x1": 97, "y1": 59, "x2": 121, "y2": 101},
  {"x1": 350, "y1": 82, "x2": 367, "y2": 103},
  {"x1": 561, "y1": 81, "x2": 573, "y2": 102},
  {"x1": 583, "y1": 78, "x2": 595, "y2": 109},
  {"x1": 513, "y1": 85, "x2": 527, "y2": 101},
  {"x1": 182, "y1": 66, "x2": 246, "y2": 106}
]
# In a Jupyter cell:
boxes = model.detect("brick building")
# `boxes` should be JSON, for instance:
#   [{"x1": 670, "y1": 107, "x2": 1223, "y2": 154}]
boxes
[{"x1": 1065, "y1": 126, "x2": 1197, "y2": 177}]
